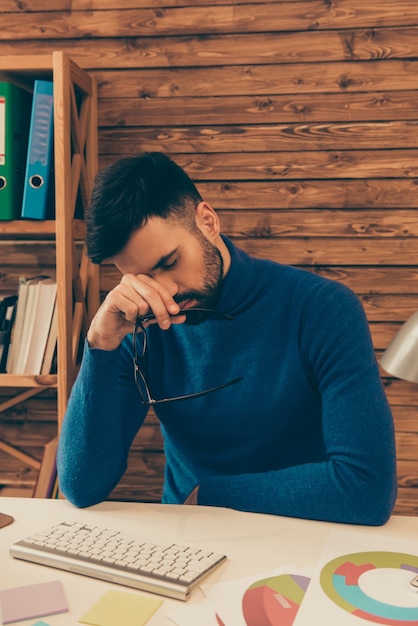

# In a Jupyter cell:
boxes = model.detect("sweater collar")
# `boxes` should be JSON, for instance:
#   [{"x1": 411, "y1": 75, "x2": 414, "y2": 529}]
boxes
[{"x1": 216, "y1": 235, "x2": 255, "y2": 314}]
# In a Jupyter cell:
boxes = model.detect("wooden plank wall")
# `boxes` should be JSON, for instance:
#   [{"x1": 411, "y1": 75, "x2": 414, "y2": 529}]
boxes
[{"x1": 0, "y1": 0, "x2": 417, "y2": 515}]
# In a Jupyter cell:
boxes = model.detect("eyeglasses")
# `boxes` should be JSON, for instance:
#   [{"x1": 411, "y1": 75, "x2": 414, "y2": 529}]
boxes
[{"x1": 133, "y1": 308, "x2": 243, "y2": 405}]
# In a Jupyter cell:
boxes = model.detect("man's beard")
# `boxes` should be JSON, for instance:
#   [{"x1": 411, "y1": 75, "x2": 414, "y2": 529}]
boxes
[{"x1": 175, "y1": 232, "x2": 224, "y2": 325}]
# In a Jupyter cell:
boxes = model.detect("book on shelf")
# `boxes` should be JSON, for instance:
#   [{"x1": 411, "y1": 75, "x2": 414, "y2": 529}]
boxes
[
  {"x1": 6, "y1": 276, "x2": 32, "y2": 373},
  {"x1": 21, "y1": 80, "x2": 55, "y2": 220},
  {"x1": 0, "y1": 81, "x2": 32, "y2": 220},
  {"x1": 40, "y1": 295, "x2": 58, "y2": 375},
  {"x1": 23, "y1": 277, "x2": 57, "y2": 375},
  {"x1": 6, "y1": 275, "x2": 57, "y2": 375},
  {"x1": 0, "y1": 294, "x2": 17, "y2": 372},
  {"x1": 11, "y1": 276, "x2": 45, "y2": 374}
]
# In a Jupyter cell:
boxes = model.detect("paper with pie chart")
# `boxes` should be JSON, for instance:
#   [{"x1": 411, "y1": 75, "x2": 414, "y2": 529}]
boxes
[
  {"x1": 167, "y1": 565, "x2": 312, "y2": 626},
  {"x1": 202, "y1": 566, "x2": 312, "y2": 625},
  {"x1": 294, "y1": 529, "x2": 418, "y2": 625}
]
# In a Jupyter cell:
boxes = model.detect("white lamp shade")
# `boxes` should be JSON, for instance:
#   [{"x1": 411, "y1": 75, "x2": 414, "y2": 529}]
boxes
[{"x1": 381, "y1": 310, "x2": 418, "y2": 383}]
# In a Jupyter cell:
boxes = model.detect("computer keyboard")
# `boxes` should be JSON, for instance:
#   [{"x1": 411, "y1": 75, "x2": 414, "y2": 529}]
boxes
[{"x1": 10, "y1": 520, "x2": 227, "y2": 601}]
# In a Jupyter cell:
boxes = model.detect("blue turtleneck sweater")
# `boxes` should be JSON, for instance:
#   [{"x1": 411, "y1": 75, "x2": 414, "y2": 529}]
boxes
[{"x1": 57, "y1": 237, "x2": 397, "y2": 524}]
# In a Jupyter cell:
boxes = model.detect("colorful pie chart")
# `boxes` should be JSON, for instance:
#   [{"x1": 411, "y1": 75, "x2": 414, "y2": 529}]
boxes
[
  {"x1": 320, "y1": 551, "x2": 418, "y2": 625},
  {"x1": 241, "y1": 573, "x2": 310, "y2": 625}
]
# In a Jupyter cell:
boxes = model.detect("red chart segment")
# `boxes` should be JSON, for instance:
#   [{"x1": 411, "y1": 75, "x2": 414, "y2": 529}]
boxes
[{"x1": 242, "y1": 573, "x2": 310, "y2": 626}]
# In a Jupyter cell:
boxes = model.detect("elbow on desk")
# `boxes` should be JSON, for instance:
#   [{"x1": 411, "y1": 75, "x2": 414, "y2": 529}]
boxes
[
  {"x1": 339, "y1": 478, "x2": 398, "y2": 527},
  {"x1": 351, "y1": 499, "x2": 395, "y2": 526},
  {"x1": 57, "y1": 461, "x2": 119, "y2": 509},
  {"x1": 328, "y1": 450, "x2": 398, "y2": 526},
  {"x1": 56, "y1": 448, "x2": 125, "y2": 509},
  {"x1": 58, "y1": 477, "x2": 110, "y2": 509}
]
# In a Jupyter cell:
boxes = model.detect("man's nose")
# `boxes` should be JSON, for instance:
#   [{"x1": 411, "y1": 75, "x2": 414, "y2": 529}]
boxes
[{"x1": 154, "y1": 274, "x2": 179, "y2": 298}]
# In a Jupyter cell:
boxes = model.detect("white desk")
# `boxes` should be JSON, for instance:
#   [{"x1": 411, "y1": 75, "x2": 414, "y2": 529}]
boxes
[{"x1": 0, "y1": 497, "x2": 417, "y2": 625}]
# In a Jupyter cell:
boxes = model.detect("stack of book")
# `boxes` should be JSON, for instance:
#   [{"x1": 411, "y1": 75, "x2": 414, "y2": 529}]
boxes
[
  {"x1": 0, "y1": 79, "x2": 54, "y2": 221},
  {"x1": 2, "y1": 275, "x2": 58, "y2": 375}
]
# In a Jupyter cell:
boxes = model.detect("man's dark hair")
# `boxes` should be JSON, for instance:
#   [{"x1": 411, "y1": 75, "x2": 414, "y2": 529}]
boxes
[{"x1": 86, "y1": 152, "x2": 202, "y2": 263}]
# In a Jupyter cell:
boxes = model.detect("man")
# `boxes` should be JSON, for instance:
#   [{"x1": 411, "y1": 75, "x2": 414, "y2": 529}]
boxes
[{"x1": 57, "y1": 152, "x2": 397, "y2": 524}]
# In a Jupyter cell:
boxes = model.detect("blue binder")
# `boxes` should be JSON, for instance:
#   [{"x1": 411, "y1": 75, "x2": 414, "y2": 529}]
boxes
[{"x1": 21, "y1": 80, "x2": 54, "y2": 219}]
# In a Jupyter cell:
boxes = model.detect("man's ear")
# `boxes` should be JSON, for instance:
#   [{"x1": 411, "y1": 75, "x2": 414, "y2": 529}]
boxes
[{"x1": 195, "y1": 201, "x2": 220, "y2": 241}]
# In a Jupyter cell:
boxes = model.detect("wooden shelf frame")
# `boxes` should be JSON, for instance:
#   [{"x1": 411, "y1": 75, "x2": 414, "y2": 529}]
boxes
[
  {"x1": 0, "y1": 219, "x2": 86, "y2": 237},
  {"x1": 0, "y1": 52, "x2": 99, "y2": 495}
]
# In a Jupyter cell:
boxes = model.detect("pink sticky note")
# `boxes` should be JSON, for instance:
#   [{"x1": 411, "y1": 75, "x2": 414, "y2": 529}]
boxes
[{"x1": 0, "y1": 579, "x2": 68, "y2": 624}]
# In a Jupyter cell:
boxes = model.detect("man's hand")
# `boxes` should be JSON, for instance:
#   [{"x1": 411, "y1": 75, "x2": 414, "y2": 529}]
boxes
[
  {"x1": 87, "y1": 273, "x2": 180, "y2": 351},
  {"x1": 183, "y1": 485, "x2": 199, "y2": 505}
]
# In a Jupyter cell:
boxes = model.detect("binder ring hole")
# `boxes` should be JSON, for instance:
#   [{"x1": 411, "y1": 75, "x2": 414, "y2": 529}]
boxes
[
  {"x1": 0, "y1": 176, "x2": 6, "y2": 190},
  {"x1": 30, "y1": 175, "x2": 44, "y2": 189}
]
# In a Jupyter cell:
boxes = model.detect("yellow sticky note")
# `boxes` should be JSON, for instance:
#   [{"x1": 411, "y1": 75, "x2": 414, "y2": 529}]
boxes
[{"x1": 78, "y1": 590, "x2": 163, "y2": 626}]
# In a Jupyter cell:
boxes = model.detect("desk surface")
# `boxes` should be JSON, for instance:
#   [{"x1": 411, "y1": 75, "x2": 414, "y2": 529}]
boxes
[{"x1": 0, "y1": 497, "x2": 417, "y2": 625}]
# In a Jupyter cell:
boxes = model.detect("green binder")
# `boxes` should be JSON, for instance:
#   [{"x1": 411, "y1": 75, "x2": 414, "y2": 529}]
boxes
[{"x1": 0, "y1": 82, "x2": 32, "y2": 220}]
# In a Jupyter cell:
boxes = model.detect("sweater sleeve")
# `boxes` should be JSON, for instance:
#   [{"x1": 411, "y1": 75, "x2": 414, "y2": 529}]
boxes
[
  {"x1": 197, "y1": 283, "x2": 398, "y2": 525},
  {"x1": 57, "y1": 338, "x2": 148, "y2": 508}
]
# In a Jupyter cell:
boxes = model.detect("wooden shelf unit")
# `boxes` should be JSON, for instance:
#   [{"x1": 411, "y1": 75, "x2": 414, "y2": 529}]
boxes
[{"x1": 0, "y1": 52, "x2": 100, "y2": 496}]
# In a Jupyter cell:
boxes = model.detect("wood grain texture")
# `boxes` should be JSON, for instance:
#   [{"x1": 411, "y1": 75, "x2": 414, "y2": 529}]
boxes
[
  {"x1": 93, "y1": 61, "x2": 418, "y2": 99},
  {"x1": 1, "y1": 28, "x2": 418, "y2": 69},
  {"x1": 2, "y1": 3, "x2": 418, "y2": 41},
  {"x1": 98, "y1": 92, "x2": 418, "y2": 126},
  {"x1": 98, "y1": 122, "x2": 418, "y2": 154}
]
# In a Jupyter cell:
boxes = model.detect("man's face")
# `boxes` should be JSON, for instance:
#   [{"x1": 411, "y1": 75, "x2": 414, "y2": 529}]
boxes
[{"x1": 112, "y1": 215, "x2": 224, "y2": 319}]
